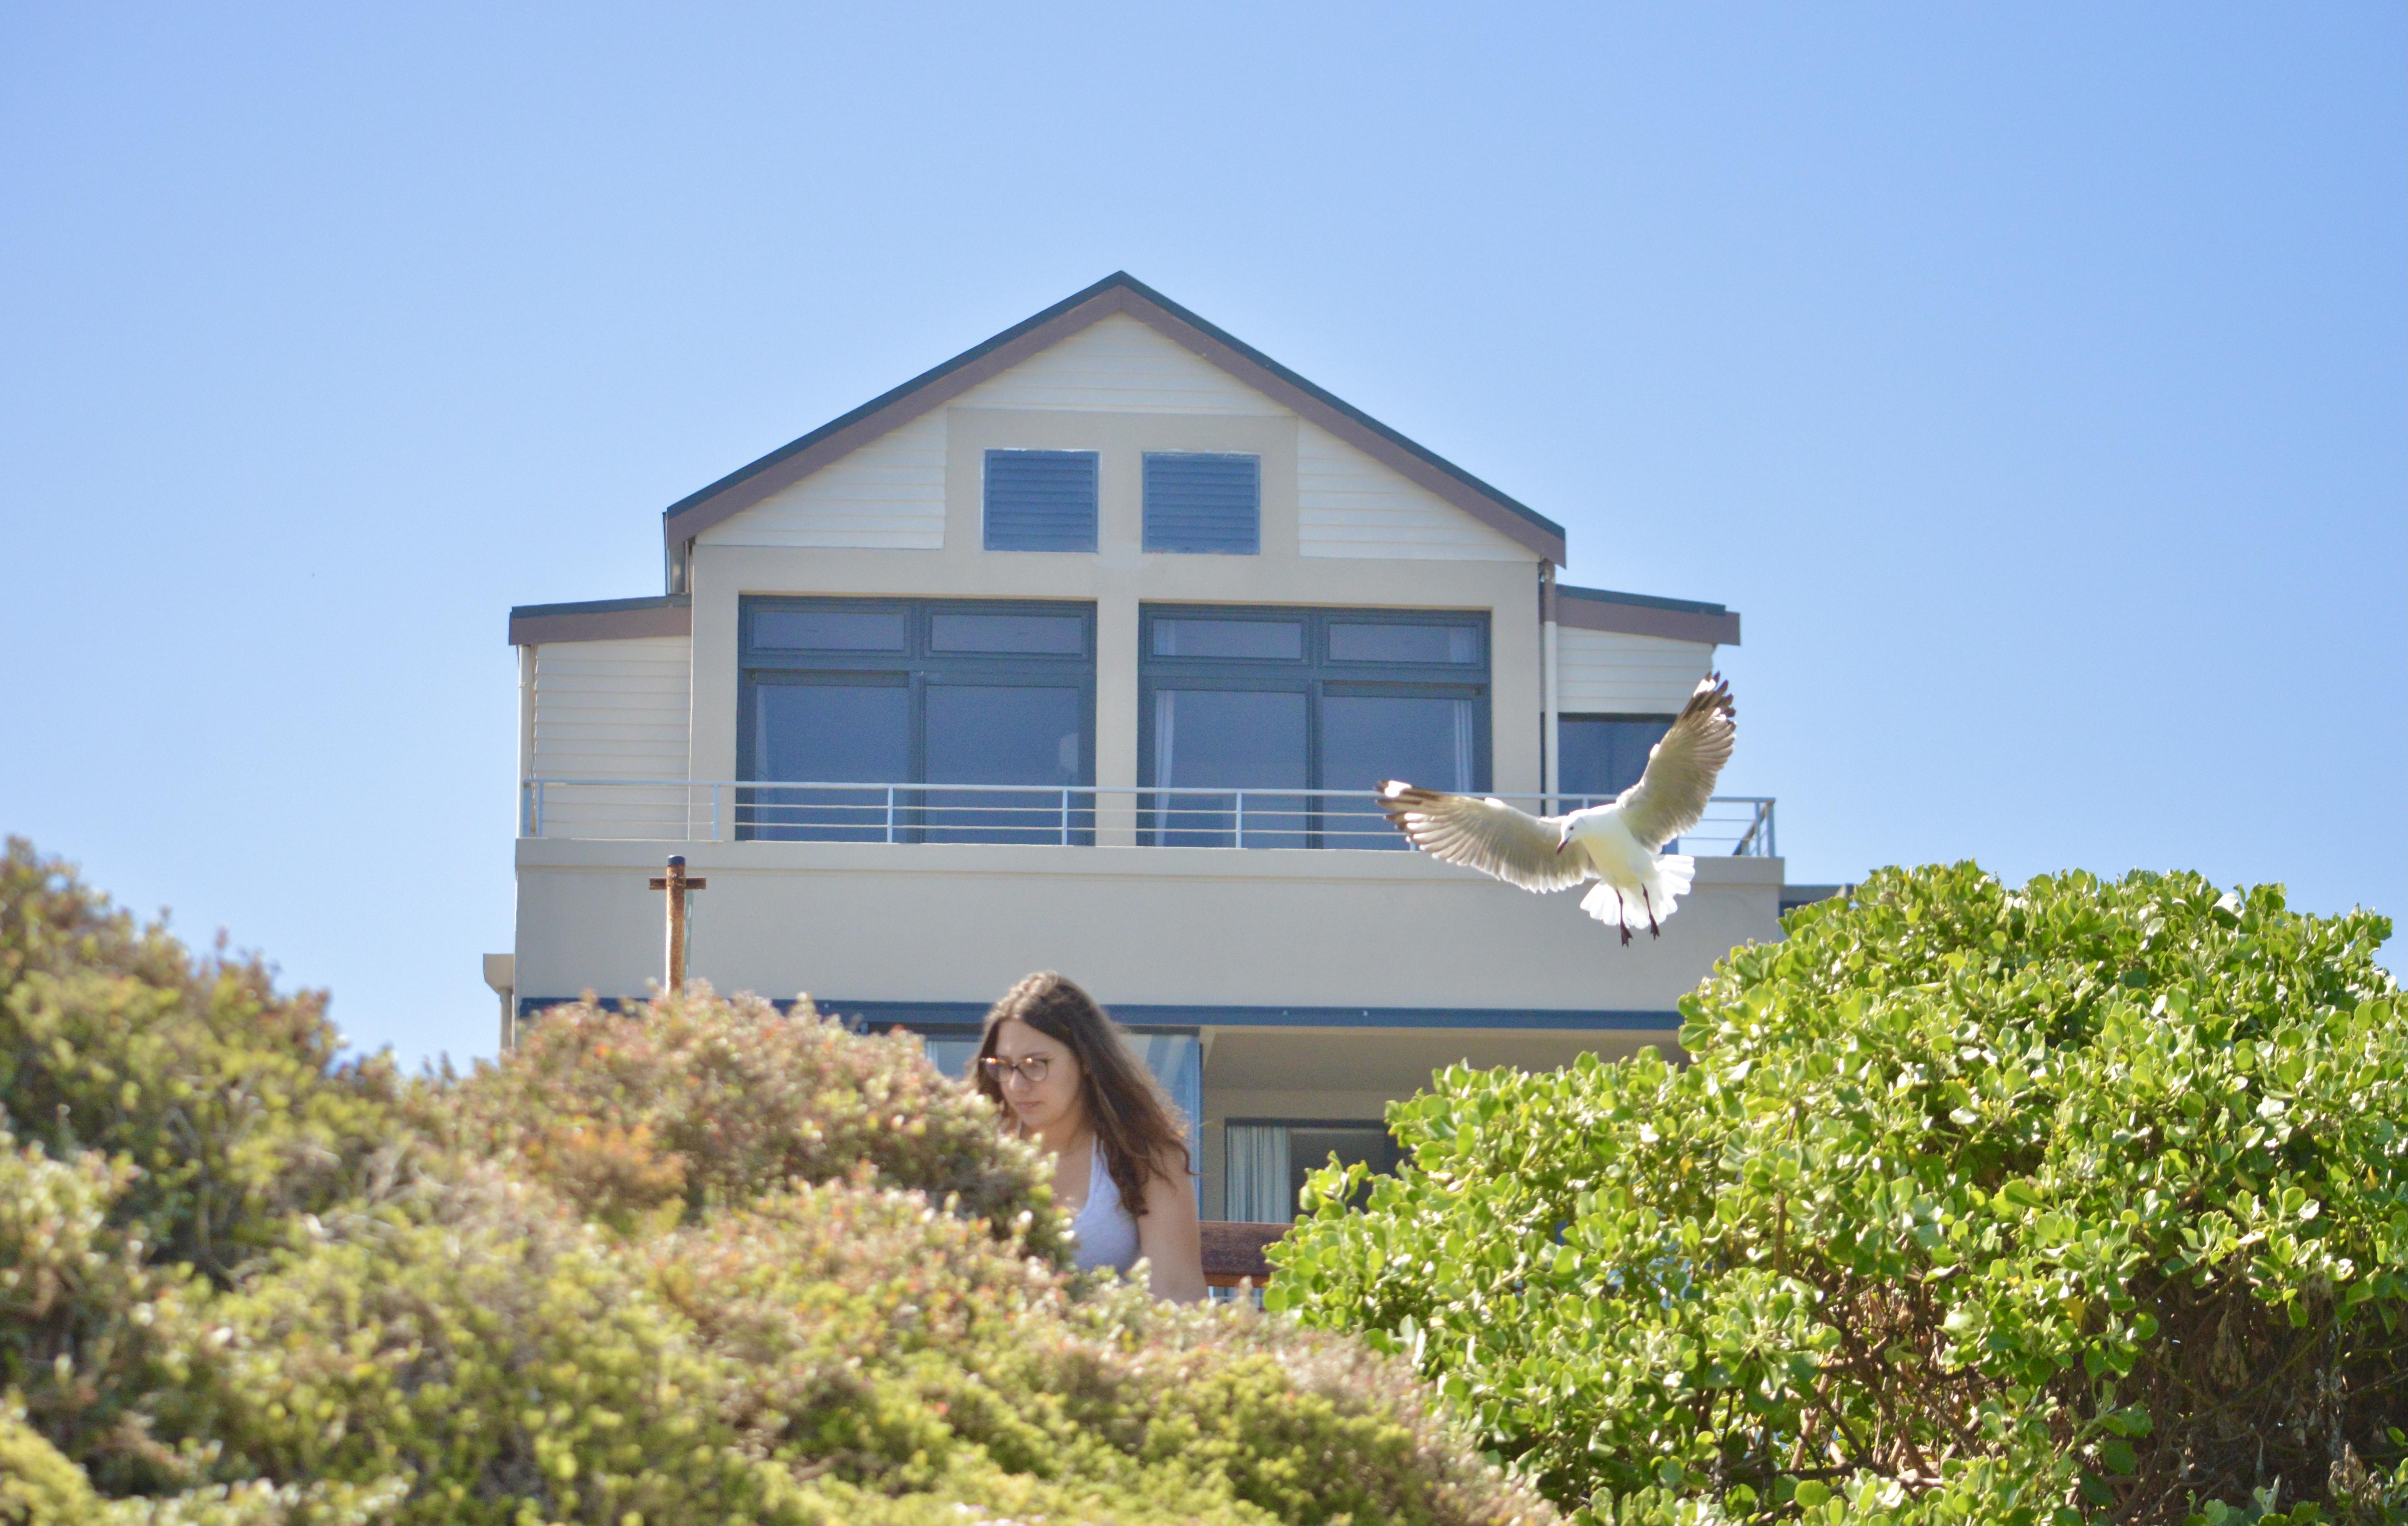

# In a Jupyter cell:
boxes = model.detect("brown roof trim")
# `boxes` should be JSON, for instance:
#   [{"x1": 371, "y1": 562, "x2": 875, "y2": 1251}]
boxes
[
  {"x1": 1550, "y1": 583, "x2": 1740, "y2": 646},
  {"x1": 509, "y1": 594, "x2": 692, "y2": 646},
  {"x1": 659, "y1": 273, "x2": 1568, "y2": 564}
]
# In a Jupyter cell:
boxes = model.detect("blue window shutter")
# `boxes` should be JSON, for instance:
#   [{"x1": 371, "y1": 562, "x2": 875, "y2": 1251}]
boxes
[
  {"x1": 1144, "y1": 453, "x2": 1260, "y2": 554},
  {"x1": 985, "y1": 450, "x2": 1098, "y2": 552}
]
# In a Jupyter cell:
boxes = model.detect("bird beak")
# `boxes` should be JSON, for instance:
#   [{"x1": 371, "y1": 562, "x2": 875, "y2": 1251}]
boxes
[{"x1": 1555, "y1": 834, "x2": 1569, "y2": 855}]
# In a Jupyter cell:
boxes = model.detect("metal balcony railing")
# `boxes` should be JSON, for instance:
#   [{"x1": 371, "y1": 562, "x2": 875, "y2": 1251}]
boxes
[{"x1": 520, "y1": 779, "x2": 1777, "y2": 858}]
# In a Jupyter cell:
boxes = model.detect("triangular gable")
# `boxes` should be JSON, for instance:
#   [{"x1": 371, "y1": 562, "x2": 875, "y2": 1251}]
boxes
[{"x1": 660, "y1": 273, "x2": 1567, "y2": 564}]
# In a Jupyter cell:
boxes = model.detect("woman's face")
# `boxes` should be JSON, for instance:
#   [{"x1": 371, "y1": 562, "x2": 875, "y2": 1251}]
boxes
[{"x1": 988, "y1": 1018, "x2": 1084, "y2": 1136}]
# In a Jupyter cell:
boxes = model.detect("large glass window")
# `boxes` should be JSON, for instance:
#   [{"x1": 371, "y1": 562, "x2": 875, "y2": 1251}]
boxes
[
  {"x1": 1139, "y1": 605, "x2": 1488, "y2": 848},
  {"x1": 739, "y1": 598, "x2": 1094, "y2": 842},
  {"x1": 1558, "y1": 714, "x2": 1674, "y2": 804}
]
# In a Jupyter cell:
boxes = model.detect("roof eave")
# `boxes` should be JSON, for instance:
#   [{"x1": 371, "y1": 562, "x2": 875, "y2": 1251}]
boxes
[{"x1": 658, "y1": 273, "x2": 1567, "y2": 565}]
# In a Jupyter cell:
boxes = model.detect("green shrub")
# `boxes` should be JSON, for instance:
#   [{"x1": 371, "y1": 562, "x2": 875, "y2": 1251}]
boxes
[
  {"x1": 1270, "y1": 865, "x2": 2408, "y2": 1526},
  {"x1": 428, "y1": 988, "x2": 1070, "y2": 1261},
  {"x1": 0, "y1": 840, "x2": 408, "y2": 1285},
  {"x1": 0, "y1": 1394, "x2": 98, "y2": 1525},
  {"x1": 0, "y1": 839, "x2": 1548, "y2": 1525}
]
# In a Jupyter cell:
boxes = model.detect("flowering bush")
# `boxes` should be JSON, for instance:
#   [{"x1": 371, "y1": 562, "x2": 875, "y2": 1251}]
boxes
[
  {"x1": 0, "y1": 839, "x2": 1547, "y2": 1525},
  {"x1": 427, "y1": 989, "x2": 1070, "y2": 1262},
  {"x1": 1270, "y1": 865, "x2": 2408, "y2": 1526}
]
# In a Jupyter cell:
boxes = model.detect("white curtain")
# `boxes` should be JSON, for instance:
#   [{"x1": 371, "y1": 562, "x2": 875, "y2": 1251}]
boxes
[
  {"x1": 1154, "y1": 690, "x2": 1178, "y2": 785},
  {"x1": 1451, "y1": 698, "x2": 1475, "y2": 792},
  {"x1": 1224, "y1": 1124, "x2": 1293, "y2": 1223}
]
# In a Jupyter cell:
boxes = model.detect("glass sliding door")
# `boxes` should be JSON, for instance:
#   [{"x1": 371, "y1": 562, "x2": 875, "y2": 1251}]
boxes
[
  {"x1": 924, "y1": 682, "x2": 1088, "y2": 843},
  {"x1": 1148, "y1": 688, "x2": 1308, "y2": 847},
  {"x1": 745, "y1": 679, "x2": 910, "y2": 840},
  {"x1": 1318, "y1": 692, "x2": 1478, "y2": 847},
  {"x1": 739, "y1": 598, "x2": 1096, "y2": 843},
  {"x1": 1140, "y1": 605, "x2": 1489, "y2": 848}
]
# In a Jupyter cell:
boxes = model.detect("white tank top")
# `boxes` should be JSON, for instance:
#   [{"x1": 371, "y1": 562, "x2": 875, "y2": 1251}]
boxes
[{"x1": 1068, "y1": 1138, "x2": 1140, "y2": 1274}]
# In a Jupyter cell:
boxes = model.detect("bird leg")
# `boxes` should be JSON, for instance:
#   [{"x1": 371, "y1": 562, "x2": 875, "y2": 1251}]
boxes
[
  {"x1": 1614, "y1": 888, "x2": 1632, "y2": 947},
  {"x1": 1645, "y1": 888, "x2": 1663, "y2": 940}
]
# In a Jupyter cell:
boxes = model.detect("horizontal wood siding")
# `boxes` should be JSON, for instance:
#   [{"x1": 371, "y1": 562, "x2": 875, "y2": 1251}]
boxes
[
  {"x1": 532, "y1": 637, "x2": 693, "y2": 838},
  {"x1": 1297, "y1": 422, "x2": 1530, "y2": 561},
  {"x1": 954, "y1": 313, "x2": 1284, "y2": 415},
  {"x1": 697, "y1": 411, "x2": 945, "y2": 549},
  {"x1": 1555, "y1": 628, "x2": 1716, "y2": 713}
]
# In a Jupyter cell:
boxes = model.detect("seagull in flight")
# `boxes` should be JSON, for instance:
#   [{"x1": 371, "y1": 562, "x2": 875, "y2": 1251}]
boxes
[{"x1": 1379, "y1": 675, "x2": 1736, "y2": 945}]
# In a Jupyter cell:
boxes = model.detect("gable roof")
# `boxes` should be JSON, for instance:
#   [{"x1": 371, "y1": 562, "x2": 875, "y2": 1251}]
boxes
[{"x1": 660, "y1": 272, "x2": 1568, "y2": 564}]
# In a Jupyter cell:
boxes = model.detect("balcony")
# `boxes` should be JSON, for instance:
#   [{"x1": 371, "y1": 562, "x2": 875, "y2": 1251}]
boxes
[{"x1": 519, "y1": 779, "x2": 1777, "y2": 857}]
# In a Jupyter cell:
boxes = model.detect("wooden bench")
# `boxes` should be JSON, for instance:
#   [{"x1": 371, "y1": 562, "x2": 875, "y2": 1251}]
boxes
[{"x1": 1200, "y1": 1221, "x2": 1289, "y2": 1289}]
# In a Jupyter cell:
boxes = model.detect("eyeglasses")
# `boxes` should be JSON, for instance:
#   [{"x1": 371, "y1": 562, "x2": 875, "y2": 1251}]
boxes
[{"x1": 980, "y1": 1055, "x2": 1052, "y2": 1086}]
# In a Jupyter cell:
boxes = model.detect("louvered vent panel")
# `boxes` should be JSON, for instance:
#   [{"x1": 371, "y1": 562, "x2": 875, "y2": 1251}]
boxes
[
  {"x1": 1143, "y1": 453, "x2": 1261, "y2": 554},
  {"x1": 984, "y1": 450, "x2": 1098, "y2": 551}
]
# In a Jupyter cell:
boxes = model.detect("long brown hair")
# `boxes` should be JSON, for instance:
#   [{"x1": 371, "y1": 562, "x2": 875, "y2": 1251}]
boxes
[{"x1": 973, "y1": 972, "x2": 1192, "y2": 1218}]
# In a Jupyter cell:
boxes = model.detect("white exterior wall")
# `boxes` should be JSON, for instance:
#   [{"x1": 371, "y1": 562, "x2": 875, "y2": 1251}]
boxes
[
  {"x1": 952, "y1": 313, "x2": 1282, "y2": 415},
  {"x1": 1555, "y1": 627, "x2": 1716, "y2": 713},
  {"x1": 1297, "y1": 421, "x2": 1529, "y2": 561},
  {"x1": 528, "y1": 637, "x2": 692, "y2": 837},
  {"x1": 514, "y1": 837, "x2": 1780, "y2": 1011},
  {"x1": 696, "y1": 411, "x2": 946, "y2": 550}
]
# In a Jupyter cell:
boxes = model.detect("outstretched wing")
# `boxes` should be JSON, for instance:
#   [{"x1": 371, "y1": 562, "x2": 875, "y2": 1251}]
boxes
[
  {"x1": 1615, "y1": 674, "x2": 1736, "y2": 850},
  {"x1": 1377, "y1": 781, "x2": 1591, "y2": 893}
]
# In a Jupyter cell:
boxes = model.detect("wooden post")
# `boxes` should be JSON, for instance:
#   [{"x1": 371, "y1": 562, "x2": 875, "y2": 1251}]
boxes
[{"x1": 647, "y1": 855, "x2": 707, "y2": 992}]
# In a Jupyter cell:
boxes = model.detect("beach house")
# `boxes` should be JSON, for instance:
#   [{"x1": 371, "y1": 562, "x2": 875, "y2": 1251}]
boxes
[{"x1": 497, "y1": 273, "x2": 1814, "y2": 1222}]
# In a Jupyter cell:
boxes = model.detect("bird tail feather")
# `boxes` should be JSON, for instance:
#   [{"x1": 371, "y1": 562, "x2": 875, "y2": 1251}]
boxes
[{"x1": 1578, "y1": 855, "x2": 1697, "y2": 929}]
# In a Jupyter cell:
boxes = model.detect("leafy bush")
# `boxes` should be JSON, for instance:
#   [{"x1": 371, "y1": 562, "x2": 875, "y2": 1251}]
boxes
[
  {"x1": 1270, "y1": 865, "x2": 2408, "y2": 1526},
  {"x1": 0, "y1": 838, "x2": 1547, "y2": 1525},
  {"x1": 427, "y1": 989, "x2": 1069, "y2": 1261}
]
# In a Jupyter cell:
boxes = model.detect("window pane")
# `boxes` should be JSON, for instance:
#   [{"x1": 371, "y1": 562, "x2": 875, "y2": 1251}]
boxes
[
  {"x1": 925, "y1": 684, "x2": 1086, "y2": 845},
  {"x1": 929, "y1": 612, "x2": 1085, "y2": 655},
  {"x1": 1286, "y1": 1125, "x2": 1399, "y2": 1214},
  {"x1": 1150, "y1": 688, "x2": 1306, "y2": 847},
  {"x1": 753, "y1": 608, "x2": 908, "y2": 652},
  {"x1": 984, "y1": 450, "x2": 1098, "y2": 552},
  {"x1": 1558, "y1": 717, "x2": 1673, "y2": 802},
  {"x1": 1151, "y1": 618, "x2": 1304, "y2": 660},
  {"x1": 1144, "y1": 453, "x2": 1261, "y2": 554},
  {"x1": 922, "y1": 1037, "x2": 980, "y2": 1080},
  {"x1": 746, "y1": 683, "x2": 908, "y2": 841},
  {"x1": 1319, "y1": 694, "x2": 1476, "y2": 848},
  {"x1": 1327, "y1": 622, "x2": 1480, "y2": 664}
]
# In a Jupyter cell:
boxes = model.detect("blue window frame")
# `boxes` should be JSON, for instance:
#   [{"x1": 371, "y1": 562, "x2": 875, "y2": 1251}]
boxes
[
  {"x1": 984, "y1": 450, "x2": 1098, "y2": 552},
  {"x1": 1138, "y1": 605, "x2": 1489, "y2": 848},
  {"x1": 1558, "y1": 713, "x2": 1674, "y2": 802},
  {"x1": 739, "y1": 597, "x2": 1095, "y2": 842},
  {"x1": 1143, "y1": 452, "x2": 1260, "y2": 554}
]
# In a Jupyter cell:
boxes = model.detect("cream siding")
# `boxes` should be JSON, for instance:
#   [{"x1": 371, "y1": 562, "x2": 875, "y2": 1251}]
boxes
[
  {"x1": 952, "y1": 313, "x2": 1285, "y2": 415},
  {"x1": 1555, "y1": 627, "x2": 1716, "y2": 713},
  {"x1": 1296, "y1": 421, "x2": 1530, "y2": 561},
  {"x1": 696, "y1": 411, "x2": 946, "y2": 550},
  {"x1": 530, "y1": 636, "x2": 693, "y2": 840}
]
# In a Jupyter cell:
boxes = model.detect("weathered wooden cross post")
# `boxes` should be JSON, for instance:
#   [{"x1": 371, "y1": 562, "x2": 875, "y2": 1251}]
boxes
[{"x1": 647, "y1": 854, "x2": 707, "y2": 992}]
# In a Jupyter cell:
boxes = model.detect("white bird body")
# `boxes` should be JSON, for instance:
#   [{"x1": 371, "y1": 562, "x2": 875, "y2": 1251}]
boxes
[
  {"x1": 1564, "y1": 805, "x2": 1698, "y2": 934},
  {"x1": 1377, "y1": 674, "x2": 1734, "y2": 945}
]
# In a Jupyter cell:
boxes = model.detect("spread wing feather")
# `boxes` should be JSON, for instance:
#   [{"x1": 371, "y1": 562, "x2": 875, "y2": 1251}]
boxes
[
  {"x1": 1615, "y1": 674, "x2": 1736, "y2": 850},
  {"x1": 1376, "y1": 782, "x2": 1591, "y2": 893}
]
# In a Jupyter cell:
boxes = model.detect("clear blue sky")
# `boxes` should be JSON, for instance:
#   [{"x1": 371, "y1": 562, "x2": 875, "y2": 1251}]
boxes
[{"x1": 4, "y1": 4, "x2": 2400, "y2": 1068}]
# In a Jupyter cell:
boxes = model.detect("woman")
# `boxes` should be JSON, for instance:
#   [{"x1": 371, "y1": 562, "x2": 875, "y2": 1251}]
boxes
[{"x1": 972, "y1": 972, "x2": 1205, "y2": 1302}]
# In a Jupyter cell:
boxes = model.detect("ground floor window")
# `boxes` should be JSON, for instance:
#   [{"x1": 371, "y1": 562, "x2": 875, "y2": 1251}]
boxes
[
  {"x1": 1223, "y1": 1119, "x2": 1402, "y2": 1223},
  {"x1": 739, "y1": 597, "x2": 1095, "y2": 843}
]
